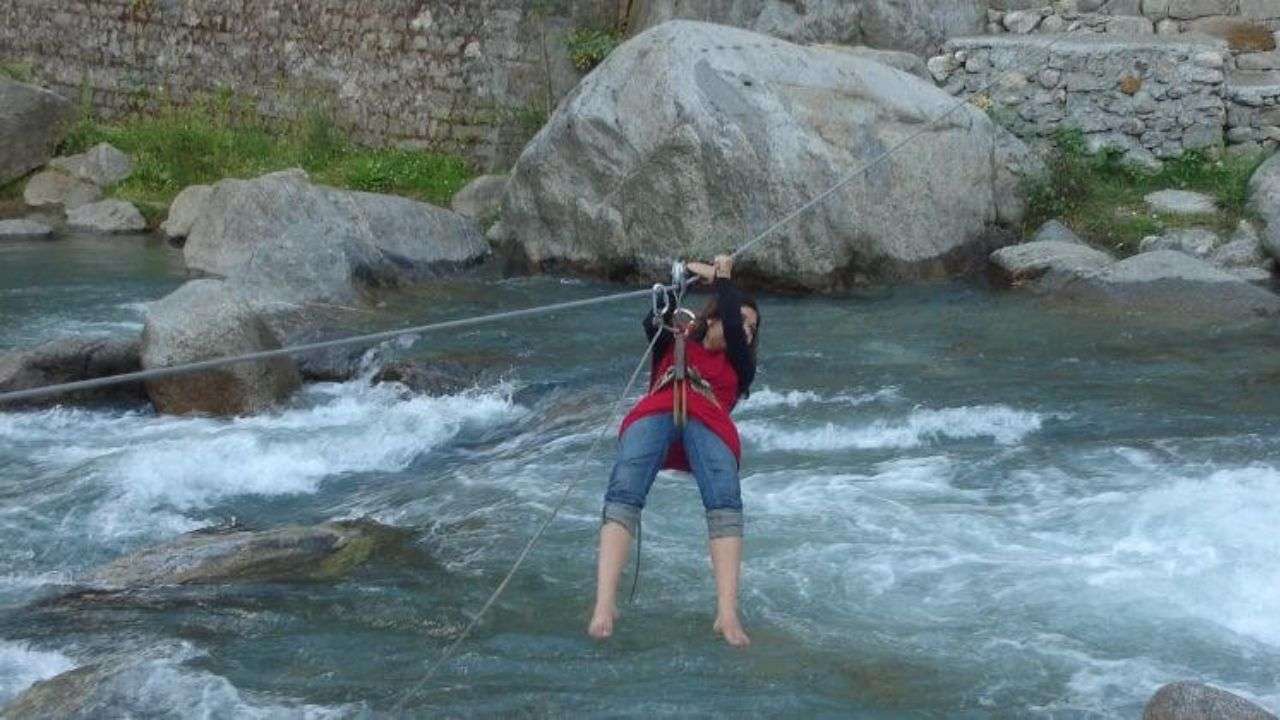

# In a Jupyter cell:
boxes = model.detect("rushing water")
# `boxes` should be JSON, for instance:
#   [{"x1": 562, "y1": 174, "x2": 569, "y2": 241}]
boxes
[{"x1": 2, "y1": 236, "x2": 1280, "y2": 718}]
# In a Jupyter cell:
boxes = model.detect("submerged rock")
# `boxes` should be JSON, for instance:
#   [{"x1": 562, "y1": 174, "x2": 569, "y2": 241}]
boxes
[
  {"x1": 371, "y1": 359, "x2": 481, "y2": 396},
  {"x1": 0, "y1": 335, "x2": 145, "y2": 408},
  {"x1": 1143, "y1": 681, "x2": 1276, "y2": 720},
  {"x1": 0, "y1": 78, "x2": 75, "y2": 185},
  {"x1": 182, "y1": 169, "x2": 488, "y2": 305},
  {"x1": 502, "y1": 21, "x2": 1037, "y2": 291},
  {"x1": 83, "y1": 519, "x2": 410, "y2": 588},
  {"x1": 22, "y1": 170, "x2": 101, "y2": 210},
  {"x1": 0, "y1": 218, "x2": 53, "y2": 241},
  {"x1": 66, "y1": 199, "x2": 146, "y2": 234},
  {"x1": 48, "y1": 143, "x2": 133, "y2": 188},
  {"x1": 140, "y1": 279, "x2": 301, "y2": 416}
]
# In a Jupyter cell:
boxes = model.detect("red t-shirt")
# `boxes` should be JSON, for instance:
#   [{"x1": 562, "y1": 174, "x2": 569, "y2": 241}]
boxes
[{"x1": 618, "y1": 340, "x2": 742, "y2": 470}]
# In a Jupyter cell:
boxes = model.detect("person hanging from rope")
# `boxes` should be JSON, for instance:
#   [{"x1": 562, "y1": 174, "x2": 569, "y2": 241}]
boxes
[{"x1": 588, "y1": 254, "x2": 761, "y2": 647}]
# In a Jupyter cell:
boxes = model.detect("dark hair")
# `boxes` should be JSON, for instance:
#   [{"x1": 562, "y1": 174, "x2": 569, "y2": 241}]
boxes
[{"x1": 691, "y1": 294, "x2": 762, "y2": 368}]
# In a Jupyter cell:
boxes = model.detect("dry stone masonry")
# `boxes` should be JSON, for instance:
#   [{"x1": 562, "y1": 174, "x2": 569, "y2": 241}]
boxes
[
  {"x1": 931, "y1": 35, "x2": 1229, "y2": 159},
  {"x1": 0, "y1": 0, "x2": 621, "y2": 171}
]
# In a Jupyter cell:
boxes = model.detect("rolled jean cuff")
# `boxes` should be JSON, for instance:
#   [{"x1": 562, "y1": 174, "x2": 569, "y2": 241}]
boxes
[
  {"x1": 706, "y1": 509, "x2": 744, "y2": 539},
  {"x1": 602, "y1": 501, "x2": 641, "y2": 536}
]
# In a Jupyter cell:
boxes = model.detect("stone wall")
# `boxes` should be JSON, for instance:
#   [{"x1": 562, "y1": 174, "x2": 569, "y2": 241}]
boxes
[
  {"x1": 930, "y1": 35, "x2": 1230, "y2": 164},
  {"x1": 0, "y1": 0, "x2": 623, "y2": 172}
]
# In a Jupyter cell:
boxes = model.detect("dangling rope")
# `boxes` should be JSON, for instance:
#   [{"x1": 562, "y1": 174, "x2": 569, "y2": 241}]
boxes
[{"x1": 390, "y1": 327, "x2": 665, "y2": 714}]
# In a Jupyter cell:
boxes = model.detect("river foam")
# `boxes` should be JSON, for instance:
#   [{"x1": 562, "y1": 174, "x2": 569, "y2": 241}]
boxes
[
  {"x1": 739, "y1": 404, "x2": 1047, "y2": 451},
  {"x1": 0, "y1": 381, "x2": 525, "y2": 547}
]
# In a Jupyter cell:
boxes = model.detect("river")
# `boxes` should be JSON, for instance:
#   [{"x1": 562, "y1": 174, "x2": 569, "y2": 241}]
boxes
[{"x1": 1, "y1": 235, "x2": 1279, "y2": 718}]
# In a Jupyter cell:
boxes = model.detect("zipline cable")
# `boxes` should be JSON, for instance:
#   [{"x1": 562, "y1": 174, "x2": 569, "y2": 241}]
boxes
[{"x1": 0, "y1": 285, "x2": 678, "y2": 405}]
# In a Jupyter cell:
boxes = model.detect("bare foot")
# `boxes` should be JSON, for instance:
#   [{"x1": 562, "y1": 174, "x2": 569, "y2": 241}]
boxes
[
  {"x1": 713, "y1": 614, "x2": 751, "y2": 647},
  {"x1": 587, "y1": 606, "x2": 617, "y2": 640}
]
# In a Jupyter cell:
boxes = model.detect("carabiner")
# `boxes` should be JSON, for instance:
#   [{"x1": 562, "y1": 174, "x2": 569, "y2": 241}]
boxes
[{"x1": 652, "y1": 283, "x2": 671, "y2": 320}]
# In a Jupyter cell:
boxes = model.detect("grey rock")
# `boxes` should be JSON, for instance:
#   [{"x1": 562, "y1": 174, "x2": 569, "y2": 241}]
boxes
[
  {"x1": 1143, "y1": 681, "x2": 1276, "y2": 720},
  {"x1": 927, "y1": 54, "x2": 957, "y2": 82},
  {"x1": 0, "y1": 218, "x2": 53, "y2": 240},
  {"x1": 504, "y1": 22, "x2": 1036, "y2": 291},
  {"x1": 1060, "y1": 250, "x2": 1280, "y2": 320},
  {"x1": 82, "y1": 519, "x2": 409, "y2": 588},
  {"x1": 48, "y1": 143, "x2": 134, "y2": 188},
  {"x1": 1107, "y1": 15, "x2": 1155, "y2": 34},
  {"x1": 627, "y1": 0, "x2": 986, "y2": 56},
  {"x1": 0, "y1": 336, "x2": 145, "y2": 408},
  {"x1": 1004, "y1": 10, "x2": 1044, "y2": 32},
  {"x1": 1252, "y1": 153, "x2": 1280, "y2": 261},
  {"x1": 1169, "y1": 0, "x2": 1237, "y2": 19},
  {"x1": 1139, "y1": 227, "x2": 1221, "y2": 258},
  {"x1": 159, "y1": 184, "x2": 212, "y2": 240},
  {"x1": 989, "y1": 240, "x2": 1115, "y2": 290},
  {"x1": 184, "y1": 169, "x2": 488, "y2": 305},
  {"x1": 1123, "y1": 147, "x2": 1165, "y2": 174},
  {"x1": 1145, "y1": 189, "x2": 1217, "y2": 215},
  {"x1": 140, "y1": 279, "x2": 302, "y2": 416},
  {"x1": 22, "y1": 170, "x2": 102, "y2": 209},
  {"x1": 1031, "y1": 219, "x2": 1086, "y2": 245},
  {"x1": 66, "y1": 199, "x2": 147, "y2": 234},
  {"x1": 449, "y1": 174, "x2": 507, "y2": 221},
  {"x1": 1209, "y1": 223, "x2": 1268, "y2": 268},
  {"x1": 372, "y1": 360, "x2": 482, "y2": 396},
  {"x1": 0, "y1": 78, "x2": 75, "y2": 185},
  {"x1": 1040, "y1": 14, "x2": 1067, "y2": 33}
]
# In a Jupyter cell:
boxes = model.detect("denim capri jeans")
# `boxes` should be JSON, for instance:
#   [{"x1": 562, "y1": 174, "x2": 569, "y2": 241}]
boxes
[{"x1": 602, "y1": 413, "x2": 744, "y2": 539}]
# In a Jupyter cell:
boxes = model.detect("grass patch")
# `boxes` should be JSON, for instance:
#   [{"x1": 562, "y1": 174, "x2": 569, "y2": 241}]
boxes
[
  {"x1": 59, "y1": 96, "x2": 475, "y2": 213},
  {"x1": 0, "y1": 62, "x2": 34, "y2": 83},
  {"x1": 1023, "y1": 130, "x2": 1266, "y2": 256},
  {"x1": 566, "y1": 27, "x2": 622, "y2": 72}
]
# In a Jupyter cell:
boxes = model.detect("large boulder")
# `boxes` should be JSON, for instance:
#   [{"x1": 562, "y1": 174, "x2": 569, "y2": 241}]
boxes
[
  {"x1": 501, "y1": 21, "x2": 1035, "y2": 291},
  {"x1": 66, "y1": 199, "x2": 146, "y2": 234},
  {"x1": 627, "y1": 0, "x2": 985, "y2": 56},
  {"x1": 81, "y1": 519, "x2": 409, "y2": 589},
  {"x1": 140, "y1": 279, "x2": 302, "y2": 416},
  {"x1": 1143, "y1": 681, "x2": 1276, "y2": 720},
  {"x1": 0, "y1": 79, "x2": 75, "y2": 185},
  {"x1": 1250, "y1": 152, "x2": 1280, "y2": 260},
  {"x1": 1057, "y1": 250, "x2": 1280, "y2": 321},
  {"x1": 48, "y1": 143, "x2": 134, "y2": 188},
  {"x1": 0, "y1": 336, "x2": 145, "y2": 408},
  {"x1": 22, "y1": 170, "x2": 101, "y2": 210},
  {"x1": 182, "y1": 169, "x2": 488, "y2": 304},
  {"x1": 1138, "y1": 228, "x2": 1221, "y2": 259}
]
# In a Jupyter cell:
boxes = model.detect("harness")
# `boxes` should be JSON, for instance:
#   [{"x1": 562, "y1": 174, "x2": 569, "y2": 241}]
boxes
[{"x1": 650, "y1": 263, "x2": 717, "y2": 428}]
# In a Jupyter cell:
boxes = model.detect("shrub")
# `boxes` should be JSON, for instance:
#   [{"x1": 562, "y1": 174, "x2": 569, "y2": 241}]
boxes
[{"x1": 566, "y1": 27, "x2": 622, "y2": 72}]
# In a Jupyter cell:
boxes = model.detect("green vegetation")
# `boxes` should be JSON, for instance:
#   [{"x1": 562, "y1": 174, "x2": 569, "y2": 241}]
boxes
[
  {"x1": 59, "y1": 93, "x2": 475, "y2": 214},
  {"x1": 0, "y1": 62, "x2": 34, "y2": 83},
  {"x1": 566, "y1": 27, "x2": 622, "y2": 72},
  {"x1": 1023, "y1": 129, "x2": 1266, "y2": 256}
]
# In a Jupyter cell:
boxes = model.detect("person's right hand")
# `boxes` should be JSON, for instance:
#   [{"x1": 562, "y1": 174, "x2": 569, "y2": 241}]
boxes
[{"x1": 686, "y1": 260, "x2": 716, "y2": 284}]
